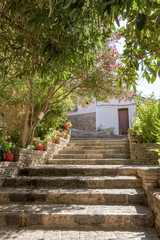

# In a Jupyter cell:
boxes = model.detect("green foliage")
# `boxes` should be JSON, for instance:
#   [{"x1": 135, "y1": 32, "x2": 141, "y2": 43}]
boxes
[
  {"x1": 1, "y1": 0, "x2": 160, "y2": 146},
  {"x1": 120, "y1": 1, "x2": 160, "y2": 84},
  {"x1": 152, "y1": 143, "x2": 160, "y2": 165},
  {"x1": 10, "y1": 130, "x2": 22, "y2": 148},
  {"x1": 1, "y1": 0, "x2": 159, "y2": 88},
  {"x1": 132, "y1": 94, "x2": 160, "y2": 143},
  {"x1": 32, "y1": 137, "x2": 46, "y2": 145},
  {"x1": 44, "y1": 129, "x2": 60, "y2": 141},
  {"x1": 35, "y1": 96, "x2": 74, "y2": 137},
  {"x1": 0, "y1": 137, "x2": 16, "y2": 154}
]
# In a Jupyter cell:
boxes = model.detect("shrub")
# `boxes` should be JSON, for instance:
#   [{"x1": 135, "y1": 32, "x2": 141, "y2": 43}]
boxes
[{"x1": 132, "y1": 94, "x2": 160, "y2": 143}]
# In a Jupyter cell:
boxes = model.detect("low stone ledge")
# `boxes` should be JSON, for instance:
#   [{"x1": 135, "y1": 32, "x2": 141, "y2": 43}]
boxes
[
  {"x1": 147, "y1": 189, "x2": 160, "y2": 233},
  {"x1": 137, "y1": 167, "x2": 160, "y2": 234},
  {"x1": 137, "y1": 167, "x2": 160, "y2": 190},
  {"x1": 128, "y1": 133, "x2": 160, "y2": 165},
  {"x1": 0, "y1": 133, "x2": 71, "y2": 181},
  {"x1": 14, "y1": 148, "x2": 48, "y2": 167},
  {"x1": 0, "y1": 162, "x2": 19, "y2": 185}
]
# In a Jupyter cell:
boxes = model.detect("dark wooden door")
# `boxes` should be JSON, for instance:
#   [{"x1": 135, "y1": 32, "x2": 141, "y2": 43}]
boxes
[{"x1": 118, "y1": 108, "x2": 129, "y2": 133}]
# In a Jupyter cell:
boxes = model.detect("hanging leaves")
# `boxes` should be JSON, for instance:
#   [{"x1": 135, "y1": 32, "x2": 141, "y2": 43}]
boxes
[{"x1": 136, "y1": 13, "x2": 147, "y2": 30}]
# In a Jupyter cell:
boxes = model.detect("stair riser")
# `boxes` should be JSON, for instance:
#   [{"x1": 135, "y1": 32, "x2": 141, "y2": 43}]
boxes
[
  {"x1": 64, "y1": 146, "x2": 129, "y2": 150},
  {"x1": 47, "y1": 160, "x2": 132, "y2": 165},
  {"x1": 3, "y1": 179, "x2": 142, "y2": 189},
  {"x1": 0, "y1": 192, "x2": 146, "y2": 205},
  {"x1": 60, "y1": 150, "x2": 130, "y2": 154},
  {"x1": 0, "y1": 213, "x2": 154, "y2": 229},
  {"x1": 19, "y1": 168, "x2": 137, "y2": 177},
  {"x1": 53, "y1": 154, "x2": 130, "y2": 159},
  {"x1": 69, "y1": 143, "x2": 129, "y2": 146}
]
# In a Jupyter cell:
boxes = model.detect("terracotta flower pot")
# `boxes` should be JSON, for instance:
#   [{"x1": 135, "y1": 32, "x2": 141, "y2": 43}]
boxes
[
  {"x1": 5, "y1": 154, "x2": 14, "y2": 162},
  {"x1": 32, "y1": 140, "x2": 37, "y2": 146},
  {"x1": 37, "y1": 145, "x2": 44, "y2": 151}
]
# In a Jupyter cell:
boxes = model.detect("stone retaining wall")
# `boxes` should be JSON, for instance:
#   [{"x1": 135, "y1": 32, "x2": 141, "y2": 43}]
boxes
[
  {"x1": 128, "y1": 134, "x2": 160, "y2": 165},
  {"x1": 0, "y1": 162, "x2": 19, "y2": 184},
  {"x1": 68, "y1": 113, "x2": 96, "y2": 132},
  {"x1": 0, "y1": 132, "x2": 71, "y2": 181},
  {"x1": 137, "y1": 167, "x2": 160, "y2": 234}
]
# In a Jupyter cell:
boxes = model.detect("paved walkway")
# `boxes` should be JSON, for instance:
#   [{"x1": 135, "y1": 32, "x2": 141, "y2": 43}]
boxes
[{"x1": 0, "y1": 227, "x2": 159, "y2": 240}]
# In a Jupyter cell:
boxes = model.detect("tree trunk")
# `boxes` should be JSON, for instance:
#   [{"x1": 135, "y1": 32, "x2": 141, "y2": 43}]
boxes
[{"x1": 22, "y1": 102, "x2": 30, "y2": 148}]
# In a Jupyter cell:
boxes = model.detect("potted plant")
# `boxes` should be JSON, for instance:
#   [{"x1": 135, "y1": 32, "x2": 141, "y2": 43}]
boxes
[
  {"x1": 64, "y1": 121, "x2": 72, "y2": 130},
  {"x1": 45, "y1": 130, "x2": 60, "y2": 143},
  {"x1": 33, "y1": 137, "x2": 46, "y2": 151},
  {"x1": 119, "y1": 129, "x2": 122, "y2": 135},
  {"x1": 97, "y1": 125, "x2": 103, "y2": 133},
  {"x1": 0, "y1": 137, "x2": 15, "y2": 161},
  {"x1": 60, "y1": 131, "x2": 66, "y2": 138},
  {"x1": 122, "y1": 130, "x2": 126, "y2": 135},
  {"x1": 109, "y1": 127, "x2": 115, "y2": 135}
]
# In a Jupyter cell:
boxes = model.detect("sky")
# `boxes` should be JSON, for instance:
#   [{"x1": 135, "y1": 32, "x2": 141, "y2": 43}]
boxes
[{"x1": 115, "y1": 20, "x2": 160, "y2": 99}]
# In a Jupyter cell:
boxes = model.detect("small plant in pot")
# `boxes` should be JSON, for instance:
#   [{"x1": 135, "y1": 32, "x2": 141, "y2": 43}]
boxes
[
  {"x1": 109, "y1": 127, "x2": 115, "y2": 135},
  {"x1": 119, "y1": 129, "x2": 123, "y2": 135},
  {"x1": 97, "y1": 125, "x2": 103, "y2": 133},
  {"x1": 60, "y1": 131, "x2": 66, "y2": 138},
  {"x1": 33, "y1": 137, "x2": 46, "y2": 151},
  {"x1": 0, "y1": 137, "x2": 15, "y2": 161},
  {"x1": 44, "y1": 130, "x2": 60, "y2": 143},
  {"x1": 64, "y1": 121, "x2": 72, "y2": 130}
]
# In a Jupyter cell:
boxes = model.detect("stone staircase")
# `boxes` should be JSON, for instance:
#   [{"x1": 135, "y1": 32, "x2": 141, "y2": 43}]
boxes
[{"x1": 0, "y1": 137, "x2": 159, "y2": 239}]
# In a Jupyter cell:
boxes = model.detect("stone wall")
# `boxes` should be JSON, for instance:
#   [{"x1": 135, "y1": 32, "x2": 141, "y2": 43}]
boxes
[
  {"x1": 0, "y1": 132, "x2": 71, "y2": 182},
  {"x1": 14, "y1": 133, "x2": 70, "y2": 168},
  {"x1": 137, "y1": 167, "x2": 160, "y2": 234},
  {"x1": 128, "y1": 134, "x2": 160, "y2": 165},
  {"x1": 0, "y1": 105, "x2": 25, "y2": 134},
  {"x1": 68, "y1": 113, "x2": 96, "y2": 132},
  {"x1": 0, "y1": 162, "x2": 19, "y2": 185}
]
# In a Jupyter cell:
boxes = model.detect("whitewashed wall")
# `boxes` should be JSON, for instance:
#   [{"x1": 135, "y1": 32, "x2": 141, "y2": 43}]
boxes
[
  {"x1": 68, "y1": 102, "x2": 96, "y2": 116},
  {"x1": 68, "y1": 99, "x2": 136, "y2": 134},
  {"x1": 96, "y1": 99, "x2": 136, "y2": 134}
]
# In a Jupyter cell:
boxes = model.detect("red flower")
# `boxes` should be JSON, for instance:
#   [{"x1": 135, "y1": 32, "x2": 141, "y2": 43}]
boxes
[{"x1": 64, "y1": 125, "x2": 69, "y2": 129}]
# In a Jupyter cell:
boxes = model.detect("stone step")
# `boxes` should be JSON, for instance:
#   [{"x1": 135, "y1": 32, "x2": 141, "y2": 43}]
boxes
[
  {"x1": 70, "y1": 138, "x2": 128, "y2": 141},
  {"x1": 19, "y1": 165, "x2": 137, "y2": 177},
  {"x1": 64, "y1": 145, "x2": 129, "y2": 150},
  {"x1": 3, "y1": 176, "x2": 142, "y2": 189},
  {"x1": 0, "y1": 226, "x2": 159, "y2": 240},
  {"x1": 0, "y1": 204, "x2": 154, "y2": 229},
  {"x1": 59, "y1": 149, "x2": 130, "y2": 154},
  {"x1": 47, "y1": 158, "x2": 132, "y2": 165},
  {"x1": 69, "y1": 141, "x2": 129, "y2": 146},
  {"x1": 0, "y1": 188, "x2": 146, "y2": 205},
  {"x1": 52, "y1": 153, "x2": 130, "y2": 159}
]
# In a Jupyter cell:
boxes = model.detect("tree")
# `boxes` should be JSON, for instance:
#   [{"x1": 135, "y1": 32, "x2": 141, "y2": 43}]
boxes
[
  {"x1": 0, "y1": 37, "x2": 134, "y2": 145},
  {"x1": 1, "y1": 1, "x2": 160, "y2": 82},
  {"x1": 119, "y1": 1, "x2": 160, "y2": 84},
  {"x1": 1, "y1": 0, "x2": 159, "y2": 146}
]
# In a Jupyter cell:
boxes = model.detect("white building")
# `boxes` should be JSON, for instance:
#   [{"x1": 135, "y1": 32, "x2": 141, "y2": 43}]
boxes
[{"x1": 68, "y1": 98, "x2": 136, "y2": 135}]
